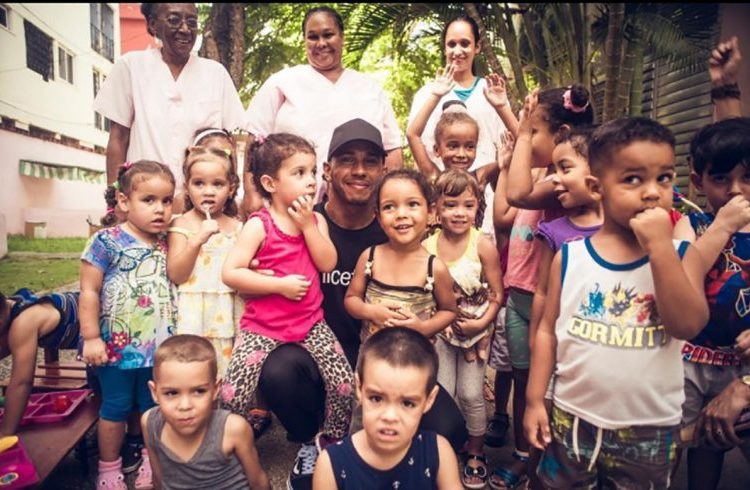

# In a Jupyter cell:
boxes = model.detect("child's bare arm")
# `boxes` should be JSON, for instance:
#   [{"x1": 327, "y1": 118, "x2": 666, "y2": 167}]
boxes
[
  {"x1": 302, "y1": 211, "x2": 337, "y2": 272},
  {"x1": 709, "y1": 36, "x2": 742, "y2": 121},
  {"x1": 392, "y1": 259, "x2": 457, "y2": 337},
  {"x1": 406, "y1": 65, "x2": 456, "y2": 180},
  {"x1": 435, "y1": 434, "x2": 462, "y2": 489},
  {"x1": 344, "y1": 251, "x2": 374, "y2": 320},
  {"x1": 312, "y1": 449, "x2": 337, "y2": 489},
  {"x1": 288, "y1": 196, "x2": 337, "y2": 272},
  {"x1": 344, "y1": 251, "x2": 409, "y2": 326},
  {"x1": 631, "y1": 208, "x2": 708, "y2": 339},
  {"x1": 686, "y1": 196, "x2": 750, "y2": 276},
  {"x1": 672, "y1": 215, "x2": 697, "y2": 242},
  {"x1": 141, "y1": 410, "x2": 164, "y2": 490},
  {"x1": 524, "y1": 250, "x2": 562, "y2": 450},
  {"x1": 529, "y1": 242, "x2": 554, "y2": 352},
  {"x1": 505, "y1": 91, "x2": 560, "y2": 210},
  {"x1": 493, "y1": 146, "x2": 518, "y2": 232},
  {"x1": 227, "y1": 414, "x2": 271, "y2": 490},
  {"x1": 483, "y1": 73, "x2": 519, "y2": 137},
  {"x1": 0, "y1": 305, "x2": 54, "y2": 436},
  {"x1": 79, "y1": 261, "x2": 108, "y2": 365},
  {"x1": 167, "y1": 215, "x2": 219, "y2": 284}
]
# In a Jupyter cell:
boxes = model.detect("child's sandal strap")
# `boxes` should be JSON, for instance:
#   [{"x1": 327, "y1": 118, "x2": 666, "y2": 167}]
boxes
[
  {"x1": 463, "y1": 454, "x2": 489, "y2": 488},
  {"x1": 466, "y1": 453, "x2": 488, "y2": 464}
]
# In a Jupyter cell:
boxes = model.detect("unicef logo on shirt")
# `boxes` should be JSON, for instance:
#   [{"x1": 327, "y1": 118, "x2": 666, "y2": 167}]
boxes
[{"x1": 322, "y1": 270, "x2": 352, "y2": 286}]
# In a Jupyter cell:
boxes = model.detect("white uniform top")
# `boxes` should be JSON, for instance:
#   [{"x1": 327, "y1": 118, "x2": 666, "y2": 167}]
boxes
[
  {"x1": 553, "y1": 238, "x2": 688, "y2": 429},
  {"x1": 408, "y1": 78, "x2": 507, "y2": 235},
  {"x1": 93, "y1": 48, "x2": 245, "y2": 188},
  {"x1": 244, "y1": 65, "x2": 403, "y2": 200}
]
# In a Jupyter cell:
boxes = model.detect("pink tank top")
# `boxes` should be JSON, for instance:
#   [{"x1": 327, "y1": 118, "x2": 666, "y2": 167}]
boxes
[{"x1": 239, "y1": 208, "x2": 324, "y2": 342}]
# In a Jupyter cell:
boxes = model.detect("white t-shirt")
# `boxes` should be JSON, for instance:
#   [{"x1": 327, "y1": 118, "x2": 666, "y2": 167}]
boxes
[
  {"x1": 553, "y1": 238, "x2": 688, "y2": 429},
  {"x1": 244, "y1": 65, "x2": 403, "y2": 200},
  {"x1": 408, "y1": 77, "x2": 506, "y2": 170},
  {"x1": 408, "y1": 78, "x2": 507, "y2": 235},
  {"x1": 93, "y1": 48, "x2": 246, "y2": 187}
]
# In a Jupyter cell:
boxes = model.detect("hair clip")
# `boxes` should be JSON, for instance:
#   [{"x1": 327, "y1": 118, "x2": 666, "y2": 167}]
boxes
[
  {"x1": 112, "y1": 181, "x2": 120, "y2": 190},
  {"x1": 122, "y1": 161, "x2": 133, "y2": 170},
  {"x1": 106, "y1": 207, "x2": 116, "y2": 214},
  {"x1": 255, "y1": 133, "x2": 267, "y2": 146},
  {"x1": 562, "y1": 89, "x2": 589, "y2": 113}
]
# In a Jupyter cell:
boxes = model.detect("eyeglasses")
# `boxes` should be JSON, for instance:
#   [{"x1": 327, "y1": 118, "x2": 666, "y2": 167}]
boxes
[{"x1": 165, "y1": 14, "x2": 199, "y2": 30}]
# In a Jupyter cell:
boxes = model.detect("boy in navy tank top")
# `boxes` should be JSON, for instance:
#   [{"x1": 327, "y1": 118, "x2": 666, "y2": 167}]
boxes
[
  {"x1": 142, "y1": 335, "x2": 270, "y2": 490},
  {"x1": 313, "y1": 327, "x2": 461, "y2": 489}
]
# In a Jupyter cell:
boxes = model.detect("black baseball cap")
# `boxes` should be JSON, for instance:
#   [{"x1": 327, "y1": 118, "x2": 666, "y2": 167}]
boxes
[{"x1": 327, "y1": 118, "x2": 387, "y2": 161}]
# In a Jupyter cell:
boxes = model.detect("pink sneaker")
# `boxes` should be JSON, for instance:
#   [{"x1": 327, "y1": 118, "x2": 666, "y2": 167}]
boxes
[
  {"x1": 96, "y1": 472, "x2": 127, "y2": 490},
  {"x1": 134, "y1": 448, "x2": 153, "y2": 490},
  {"x1": 97, "y1": 458, "x2": 127, "y2": 490}
]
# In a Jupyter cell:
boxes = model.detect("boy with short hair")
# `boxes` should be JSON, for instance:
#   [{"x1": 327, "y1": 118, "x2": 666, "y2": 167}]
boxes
[
  {"x1": 0, "y1": 289, "x2": 81, "y2": 437},
  {"x1": 312, "y1": 327, "x2": 461, "y2": 489},
  {"x1": 524, "y1": 117, "x2": 709, "y2": 489},
  {"x1": 672, "y1": 117, "x2": 750, "y2": 486},
  {"x1": 142, "y1": 334, "x2": 270, "y2": 490}
]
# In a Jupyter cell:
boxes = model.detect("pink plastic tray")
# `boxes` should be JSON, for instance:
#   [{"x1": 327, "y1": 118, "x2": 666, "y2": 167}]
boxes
[
  {"x1": 0, "y1": 389, "x2": 92, "y2": 426},
  {"x1": 0, "y1": 440, "x2": 39, "y2": 488}
]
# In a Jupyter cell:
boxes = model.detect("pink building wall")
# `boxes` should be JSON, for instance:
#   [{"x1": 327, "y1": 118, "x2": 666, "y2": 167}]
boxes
[
  {"x1": 0, "y1": 130, "x2": 106, "y2": 237},
  {"x1": 120, "y1": 3, "x2": 155, "y2": 54}
]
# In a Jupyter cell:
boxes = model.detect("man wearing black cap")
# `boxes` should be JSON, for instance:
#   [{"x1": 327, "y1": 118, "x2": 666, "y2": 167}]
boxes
[{"x1": 257, "y1": 119, "x2": 467, "y2": 490}]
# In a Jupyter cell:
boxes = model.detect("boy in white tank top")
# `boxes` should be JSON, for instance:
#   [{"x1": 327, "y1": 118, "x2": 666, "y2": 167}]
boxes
[{"x1": 523, "y1": 118, "x2": 709, "y2": 489}]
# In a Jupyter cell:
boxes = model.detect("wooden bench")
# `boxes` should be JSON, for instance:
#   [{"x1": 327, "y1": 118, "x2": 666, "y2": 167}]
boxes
[
  {"x1": 18, "y1": 392, "x2": 100, "y2": 484},
  {"x1": 33, "y1": 348, "x2": 89, "y2": 391},
  {"x1": 0, "y1": 348, "x2": 89, "y2": 392}
]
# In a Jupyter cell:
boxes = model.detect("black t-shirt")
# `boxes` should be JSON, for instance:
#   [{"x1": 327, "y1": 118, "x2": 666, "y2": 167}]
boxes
[{"x1": 315, "y1": 203, "x2": 387, "y2": 367}]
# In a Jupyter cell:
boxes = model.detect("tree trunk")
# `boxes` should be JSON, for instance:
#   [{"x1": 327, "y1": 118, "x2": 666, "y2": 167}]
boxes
[
  {"x1": 602, "y1": 3, "x2": 625, "y2": 122},
  {"x1": 198, "y1": 3, "x2": 245, "y2": 89},
  {"x1": 463, "y1": 3, "x2": 506, "y2": 78},
  {"x1": 495, "y1": 3, "x2": 528, "y2": 101},
  {"x1": 519, "y1": 5, "x2": 548, "y2": 86},
  {"x1": 617, "y1": 38, "x2": 634, "y2": 117},
  {"x1": 581, "y1": 3, "x2": 592, "y2": 94},
  {"x1": 629, "y1": 40, "x2": 646, "y2": 116}
]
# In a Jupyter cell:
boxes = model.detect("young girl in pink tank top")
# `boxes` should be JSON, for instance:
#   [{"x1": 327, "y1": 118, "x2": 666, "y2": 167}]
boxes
[{"x1": 220, "y1": 133, "x2": 354, "y2": 450}]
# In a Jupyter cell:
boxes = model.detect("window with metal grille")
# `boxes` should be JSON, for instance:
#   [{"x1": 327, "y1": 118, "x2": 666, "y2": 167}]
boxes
[
  {"x1": 58, "y1": 46, "x2": 73, "y2": 83},
  {"x1": 24, "y1": 19, "x2": 53, "y2": 81},
  {"x1": 93, "y1": 69, "x2": 110, "y2": 131},
  {"x1": 90, "y1": 3, "x2": 114, "y2": 62}
]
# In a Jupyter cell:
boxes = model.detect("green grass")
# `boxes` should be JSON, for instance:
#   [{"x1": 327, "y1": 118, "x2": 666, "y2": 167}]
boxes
[
  {"x1": 0, "y1": 258, "x2": 79, "y2": 294},
  {"x1": 8, "y1": 235, "x2": 87, "y2": 253}
]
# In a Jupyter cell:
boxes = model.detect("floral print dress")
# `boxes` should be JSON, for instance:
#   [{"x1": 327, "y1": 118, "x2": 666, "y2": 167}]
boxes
[{"x1": 81, "y1": 225, "x2": 176, "y2": 369}]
